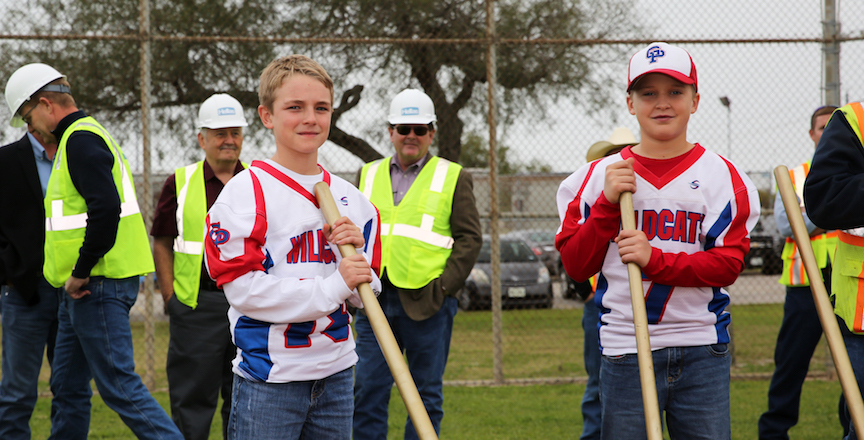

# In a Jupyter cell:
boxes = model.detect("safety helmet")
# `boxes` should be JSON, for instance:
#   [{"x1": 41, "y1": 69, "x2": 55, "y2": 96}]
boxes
[
  {"x1": 387, "y1": 89, "x2": 436, "y2": 125},
  {"x1": 5, "y1": 63, "x2": 67, "y2": 128},
  {"x1": 197, "y1": 93, "x2": 248, "y2": 129}
]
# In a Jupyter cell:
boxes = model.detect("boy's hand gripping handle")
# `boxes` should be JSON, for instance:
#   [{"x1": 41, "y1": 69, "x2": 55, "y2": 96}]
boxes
[{"x1": 314, "y1": 182, "x2": 439, "y2": 440}]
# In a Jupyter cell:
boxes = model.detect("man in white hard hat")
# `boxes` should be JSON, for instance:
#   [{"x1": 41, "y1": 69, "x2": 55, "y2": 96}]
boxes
[
  {"x1": 0, "y1": 76, "x2": 66, "y2": 438},
  {"x1": 354, "y1": 89, "x2": 482, "y2": 439},
  {"x1": 4, "y1": 62, "x2": 182, "y2": 440},
  {"x1": 151, "y1": 93, "x2": 248, "y2": 440}
]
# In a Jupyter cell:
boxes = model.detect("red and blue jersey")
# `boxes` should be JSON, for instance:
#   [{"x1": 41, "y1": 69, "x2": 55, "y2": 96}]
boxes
[
  {"x1": 556, "y1": 145, "x2": 759, "y2": 355},
  {"x1": 205, "y1": 159, "x2": 382, "y2": 382}
]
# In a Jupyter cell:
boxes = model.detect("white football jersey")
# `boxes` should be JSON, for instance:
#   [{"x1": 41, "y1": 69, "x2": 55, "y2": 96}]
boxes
[
  {"x1": 556, "y1": 145, "x2": 760, "y2": 356},
  {"x1": 205, "y1": 159, "x2": 382, "y2": 382}
]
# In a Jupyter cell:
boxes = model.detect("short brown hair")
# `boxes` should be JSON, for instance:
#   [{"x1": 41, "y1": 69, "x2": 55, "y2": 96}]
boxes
[
  {"x1": 27, "y1": 78, "x2": 75, "y2": 112},
  {"x1": 810, "y1": 105, "x2": 838, "y2": 131},
  {"x1": 258, "y1": 55, "x2": 333, "y2": 111}
]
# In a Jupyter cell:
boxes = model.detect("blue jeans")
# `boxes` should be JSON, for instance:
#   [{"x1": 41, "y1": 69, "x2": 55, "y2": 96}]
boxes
[
  {"x1": 49, "y1": 276, "x2": 182, "y2": 440},
  {"x1": 600, "y1": 344, "x2": 731, "y2": 440},
  {"x1": 0, "y1": 279, "x2": 62, "y2": 440},
  {"x1": 759, "y1": 285, "x2": 846, "y2": 439},
  {"x1": 580, "y1": 298, "x2": 601, "y2": 440},
  {"x1": 353, "y1": 287, "x2": 457, "y2": 440},
  {"x1": 228, "y1": 367, "x2": 353, "y2": 440},
  {"x1": 840, "y1": 318, "x2": 864, "y2": 440}
]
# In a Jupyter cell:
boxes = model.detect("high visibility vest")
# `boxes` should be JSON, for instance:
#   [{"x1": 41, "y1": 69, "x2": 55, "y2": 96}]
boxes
[
  {"x1": 43, "y1": 116, "x2": 154, "y2": 288},
  {"x1": 778, "y1": 161, "x2": 838, "y2": 286},
  {"x1": 359, "y1": 156, "x2": 460, "y2": 289},
  {"x1": 172, "y1": 161, "x2": 246, "y2": 308},
  {"x1": 830, "y1": 102, "x2": 864, "y2": 333}
]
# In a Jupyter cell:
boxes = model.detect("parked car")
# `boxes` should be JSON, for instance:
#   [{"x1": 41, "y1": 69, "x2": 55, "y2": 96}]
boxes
[
  {"x1": 501, "y1": 229, "x2": 560, "y2": 276},
  {"x1": 559, "y1": 270, "x2": 594, "y2": 301},
  {"x1": 746, "y1": 215, "x2": 783, "y2": 275},
  {"x1": 458, "y1": 237, "x2": 553, "y2": 310}
]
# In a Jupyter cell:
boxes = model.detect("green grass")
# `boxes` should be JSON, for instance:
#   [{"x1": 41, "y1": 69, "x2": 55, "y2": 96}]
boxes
[
  {"x1": 27, "y1": 379, "x2": 844, "y2": 439},
  {"x1": 9, "y1": 303, "x2": 846, "y2": 438}
]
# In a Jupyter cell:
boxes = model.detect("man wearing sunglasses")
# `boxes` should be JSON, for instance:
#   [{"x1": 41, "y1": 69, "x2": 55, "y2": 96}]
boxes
[{"x1": 354, "y1": 88, "x2": 482, "y2": 439}]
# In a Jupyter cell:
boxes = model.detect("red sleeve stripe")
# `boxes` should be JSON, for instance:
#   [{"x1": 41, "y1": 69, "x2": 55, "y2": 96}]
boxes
[
  {"x1": 555, "y1": 161, "x2": 600, "y2": 250},
  {"x1": 207, "y1": 170, "x2": 269, "y2": 287},
  {"x1": 721, "y1": 157, "x2": 752, "y2": 255}
]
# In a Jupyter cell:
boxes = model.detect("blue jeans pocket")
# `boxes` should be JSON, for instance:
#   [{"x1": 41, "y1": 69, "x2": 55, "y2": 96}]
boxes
[
  {"x1": 706, "y1": 343, "x2": 729, "y2": 357},
  {"x1": 602, "y1": 353, "x2": 630, "y2": 364}
]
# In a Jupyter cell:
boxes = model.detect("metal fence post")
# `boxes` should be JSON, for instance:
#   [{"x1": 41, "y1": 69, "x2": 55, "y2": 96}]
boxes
[
  {"x1": 139, "y1": 0, "x2": 156, "y2": 391},
  {"x1": 822, "y1": 0, "x2": 841, "y2": 106},
  {"x1": 486, "y1": 0, "x2": 504, "y2": 385}
]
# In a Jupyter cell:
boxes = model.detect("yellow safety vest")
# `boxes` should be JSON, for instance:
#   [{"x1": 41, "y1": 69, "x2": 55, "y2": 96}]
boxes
[
  {"x1": 43, "y1": 116, "x2": 154, "y2": 288},
  {"x1": 172, "y1": 161, "x2": 246, "y2": 308},
  {"x1": 588, "y1": 274, "x2": 598, "y2": 292},
  {"x1": 359, "y1": 156, "x2": 460, "y2": 289},
  {"x1": 830, "y1": 102, "x2": 864, "y2": 333},
  {"x1": 778, "y1": 161, "x2": 838, "y2": 286}
]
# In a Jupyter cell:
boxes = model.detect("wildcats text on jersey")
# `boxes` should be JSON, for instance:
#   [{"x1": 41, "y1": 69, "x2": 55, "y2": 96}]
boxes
[
  {"x1": 287, "y1": 229, "x2": 336, "y2": 264},
  {"x1": 636, "y1": 209, "x2": 705, "y2": 244}
]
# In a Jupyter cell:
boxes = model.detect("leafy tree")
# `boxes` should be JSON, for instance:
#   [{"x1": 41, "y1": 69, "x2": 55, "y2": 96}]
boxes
[
  {"x1": 0, "y1": 0, "x2": 277, "y2": 148},
  {"x1": 0, "y1": 0, "x2": 641, "y2": 164},
  {"x1": 285, "y1": 0, "x2": 641, "y2": 162},
  {"x1": 459, "y1": 131, "x2": 551, "y2": 175}
]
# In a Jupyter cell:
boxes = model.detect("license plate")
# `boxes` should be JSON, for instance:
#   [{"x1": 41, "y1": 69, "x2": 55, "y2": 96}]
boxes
[
  {"x1": 750, "y1": 257, "x2": 763, "y2": 266},
  {"x1": 508, "y1": 287, "x2": 526, "y2": 298}
]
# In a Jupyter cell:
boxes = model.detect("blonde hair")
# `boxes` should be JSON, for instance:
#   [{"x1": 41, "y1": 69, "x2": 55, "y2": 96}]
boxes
[{"x1": 258, "y1": 55, "x2": 333, "y2": 111}]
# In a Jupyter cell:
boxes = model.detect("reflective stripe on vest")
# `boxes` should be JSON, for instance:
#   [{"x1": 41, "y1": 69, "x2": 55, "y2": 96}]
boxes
[
  {"x1": 835, "y1": 232, "x2": 864, "y2": 333},
  {"x1": 172, "y1": 162, "x2": 207, "y2": 308},
  {"x1": 832, "y1": 103, "x2": 864, "y2": 333},
  {"x1": 779, "y1": 162, "x2": 837, "y2": 286},
  {"x1": 175, "y1": 163, "x2": 204, "y2": 255},
  {"x1": 361, "y1": 160, "x2": 382, "y2": 200},
  {"x1": 44, "y1": 122, "x2": 140, "y2": 232}
]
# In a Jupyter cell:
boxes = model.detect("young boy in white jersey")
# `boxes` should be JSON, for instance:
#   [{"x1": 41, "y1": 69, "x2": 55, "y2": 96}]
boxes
[
  {"x1": 555, "y1": 42, "x2": 760, "y2": 439},
  {"x1": 204, "y1": 55, "x2": 382, "y2": 440}
]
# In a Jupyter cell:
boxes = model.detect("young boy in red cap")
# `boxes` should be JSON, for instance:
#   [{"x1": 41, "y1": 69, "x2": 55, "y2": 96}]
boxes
[{"x1": 555, "y1": 42, "x2": 760, "y2": 439}]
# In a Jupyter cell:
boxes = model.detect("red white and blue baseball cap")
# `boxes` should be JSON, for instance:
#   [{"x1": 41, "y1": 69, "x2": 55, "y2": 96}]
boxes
[{"x1": 627, "y1": 42, "x2": 698, "y2": 92}]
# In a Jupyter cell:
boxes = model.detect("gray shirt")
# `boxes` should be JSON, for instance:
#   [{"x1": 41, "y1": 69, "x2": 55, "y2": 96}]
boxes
[{"x1": 389, "y1": 153, "x2": 430, "y2": 206}]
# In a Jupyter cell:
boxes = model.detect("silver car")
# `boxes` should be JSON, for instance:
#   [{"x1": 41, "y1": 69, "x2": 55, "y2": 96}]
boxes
[{"x1": 458, "y1": 237, "x2": 552, "y2": 310}]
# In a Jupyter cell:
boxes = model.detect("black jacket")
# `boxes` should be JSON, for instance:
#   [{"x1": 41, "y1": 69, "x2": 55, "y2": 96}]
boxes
[
  {"x1": 804, "y1": 108, "x2": 864, "y2": 230},
  {"x1": 0, "y1": 134, "x2": 48, "y2": 306}
]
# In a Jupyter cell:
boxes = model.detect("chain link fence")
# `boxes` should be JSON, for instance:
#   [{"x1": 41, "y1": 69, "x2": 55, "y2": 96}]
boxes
[{"x1": 2, "y1": 0, "x2": 864, "y2": 391}]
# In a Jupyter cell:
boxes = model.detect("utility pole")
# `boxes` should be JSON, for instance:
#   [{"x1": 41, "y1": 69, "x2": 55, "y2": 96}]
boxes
[{"x1": 823, "y1": 0, "x2": 840, "y2": 106}]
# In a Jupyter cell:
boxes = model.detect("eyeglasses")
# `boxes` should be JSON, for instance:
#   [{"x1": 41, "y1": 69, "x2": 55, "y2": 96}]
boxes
[
  {"x1": 393, "y1": 125, "x2": 430, "y2": 136},
  {"x1": 20, "y1": 102, "x2": 38, "y2": 126}
]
